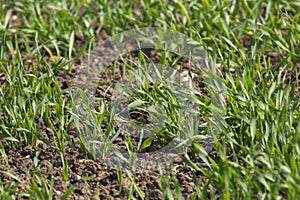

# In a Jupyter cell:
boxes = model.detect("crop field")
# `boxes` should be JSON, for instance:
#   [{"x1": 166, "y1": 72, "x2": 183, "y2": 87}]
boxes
[{"x1": 0, "y1": 0, "x2": 300, "y2": 199}]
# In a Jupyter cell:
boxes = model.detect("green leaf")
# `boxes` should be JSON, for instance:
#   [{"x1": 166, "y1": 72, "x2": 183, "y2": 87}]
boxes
[
  {"x1": 68, "y1": 30, "x2": 75, "y2": 59},
  {"x1": 140, "y1": 137, "x2": 152, "y2": 150},
  {"x1": 250, "y1": 117, "x2": 256, "y2": 143},
  {"x1": 60, "y1": 186, "x2": 75, "y2": 200}
]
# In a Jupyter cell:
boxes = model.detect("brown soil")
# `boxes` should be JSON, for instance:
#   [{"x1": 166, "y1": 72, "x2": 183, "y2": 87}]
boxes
[{"x1": 1, "y1": 141, "x2": 214, "y2": 199}]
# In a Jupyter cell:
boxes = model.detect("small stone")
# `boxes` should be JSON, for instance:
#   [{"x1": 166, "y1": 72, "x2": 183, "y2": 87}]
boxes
[{"x1": 74, "y1": 174, "x2": 82, "y2": 181}]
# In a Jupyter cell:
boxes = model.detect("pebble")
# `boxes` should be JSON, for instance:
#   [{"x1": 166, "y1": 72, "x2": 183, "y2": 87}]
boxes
[{"x1": 74, "y1": 174, "x2": 82, "y2": 181}]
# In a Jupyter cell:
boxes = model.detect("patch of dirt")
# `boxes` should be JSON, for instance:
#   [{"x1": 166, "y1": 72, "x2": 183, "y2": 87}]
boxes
[{"x1": 0, "y1": 140, "x2": 214, "y2": 199}]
